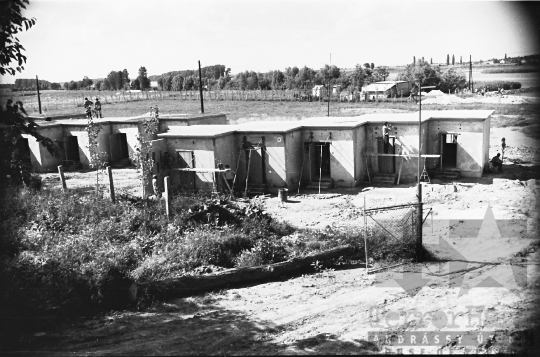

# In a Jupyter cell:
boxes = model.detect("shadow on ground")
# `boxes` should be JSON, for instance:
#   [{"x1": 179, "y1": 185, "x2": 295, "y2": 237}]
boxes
[{"x1": 25, "y1": 297, "x2": 379, "y2": 355}]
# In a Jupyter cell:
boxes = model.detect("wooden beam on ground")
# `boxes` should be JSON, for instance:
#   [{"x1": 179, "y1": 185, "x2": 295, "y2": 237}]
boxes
[{"x1": 128, "y1": 245, "x2": 354, "y2": 303}]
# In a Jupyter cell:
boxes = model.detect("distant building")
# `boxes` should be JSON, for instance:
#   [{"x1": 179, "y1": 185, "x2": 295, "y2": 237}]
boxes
[
  {"x1": 312, "y1": 85, "x2": 327, "y2": 98},
  {"x1": 361, "y1": 81, "x2": 413, "y2": 101},
  {"x1": 499, "y1": 60, "x2": 506, "y2": 64},
  {"x1": 150, "y1": 81, "x2": 159, "y2": 90}
]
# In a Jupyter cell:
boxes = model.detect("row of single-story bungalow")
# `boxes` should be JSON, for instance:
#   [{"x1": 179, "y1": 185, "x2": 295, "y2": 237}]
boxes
[{"x1": 23, "y1": 110, "x2": 492, "y2": 194}]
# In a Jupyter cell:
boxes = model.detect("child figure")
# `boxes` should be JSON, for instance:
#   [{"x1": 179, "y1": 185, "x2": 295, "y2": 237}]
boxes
[{"x1": 501, "y1": 137, "x2": 507, "y2": 161}]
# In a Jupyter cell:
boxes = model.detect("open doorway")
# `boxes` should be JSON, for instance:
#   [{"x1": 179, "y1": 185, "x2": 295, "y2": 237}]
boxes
[
  {"x1": 440, "y1": 133, "x2": 458, "y2": 169},
  {"x1": 176, "y1": 150, "x2": 195, "y2": 190},
  {"x1": 18, "y1": 138, "x2": 32, "y2": 165},
  {"x1": 308, "y1": 143, "x2": 331, "y2": 179},
  {"x1": 109, "y1": 133, "x2": 129, "y2": 165},
  {"x1": 377, "y1": 136, "x2": 395, "y2": 174},
  {"x1": 64, "y1": 136, "x2": 81, "y2": 164}
]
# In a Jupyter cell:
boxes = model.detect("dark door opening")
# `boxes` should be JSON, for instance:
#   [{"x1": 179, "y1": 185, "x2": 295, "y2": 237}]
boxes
[
  {"x1": 309, "y1": 143, "x2": 331, "y2": 179},
  {"x1": 377, "y1": 136, "x2": 395, "y2": 174},
  {"x1": 19, "y1": 138, "x2": 32, "y2": 164},
  {"x1": 119, "y1": 133, "x2": 129, "y2": 159},
  {"x1": 441, "y1": 134, "x2": 458, "y2": 168},
  {"x1": 176, "y1": 150, "x2": 195, "y2": 190},
  {"x1": 242, "y1": 136, "x2": 266, "y2": 188},
  {"x1": 64, "y1": 136, "x2": 81, "y2": 163},
  {"x1": 109, "y1": 133, "x2": 129, "y2": 163}
]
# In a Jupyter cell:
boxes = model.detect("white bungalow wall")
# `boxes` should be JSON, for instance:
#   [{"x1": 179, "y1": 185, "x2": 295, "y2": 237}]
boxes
[{"x1": 301, "y1": 129, "x2": 355, "y2": 187}]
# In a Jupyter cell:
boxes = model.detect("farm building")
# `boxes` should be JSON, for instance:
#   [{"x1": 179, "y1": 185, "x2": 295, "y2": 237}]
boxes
[
  {"x1": 361, "y1": 81, "x2": 413, "y2": 101},
  {"x1": 22, "y1": 110, "x2": 492, "y2": 194},
  {"x1": 312, "y1": 85, "x2": 327, "y2": 98},
  {"x1": 154, "y1": 110, "x2": 492, "y2": 194},
  {"x1": 23, "y1": 113, "x2": 227, "y2": 172}
]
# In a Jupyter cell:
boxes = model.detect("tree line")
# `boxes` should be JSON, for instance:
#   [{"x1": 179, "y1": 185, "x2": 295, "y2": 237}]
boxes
[
  {"x1": 13, "y1": 60, "x2": 473, "y2": 95},
  {"x1": 146, "y1": 63, "x2": 391, "y2": 93}
]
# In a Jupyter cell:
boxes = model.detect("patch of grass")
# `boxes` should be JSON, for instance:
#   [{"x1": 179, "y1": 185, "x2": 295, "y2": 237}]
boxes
[{"x1": 481, "y1": 66, "x2": 540, "y2": 74}]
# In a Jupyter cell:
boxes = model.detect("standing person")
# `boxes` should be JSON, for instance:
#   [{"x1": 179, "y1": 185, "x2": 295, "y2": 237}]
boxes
[
  {"x1": 85, "y1": 102, "x2": 93, "y2": 119},
  {"x1": 84, "y1": 97, "x2": 93, "y2": 118},
  {"x1": 382, "y1": 122, "x2": 392, "y2": 154},
  {"x1": 84, "y1": 97, "x2": 92, "y2": 109},
  {"x1": 501, "y1": 137, "x2": 507, "y2": 160},
  {"x1": 94, "y1": 98, "x2": 102, "y2": 118}
]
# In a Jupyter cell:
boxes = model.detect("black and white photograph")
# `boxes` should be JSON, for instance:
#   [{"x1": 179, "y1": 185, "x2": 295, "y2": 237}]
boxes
[{"x1": 1, "y1": 0, "x2": 539, "y2": 354}]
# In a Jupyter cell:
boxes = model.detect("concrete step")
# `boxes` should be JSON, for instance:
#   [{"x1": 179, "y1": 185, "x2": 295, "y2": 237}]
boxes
[
  {"x1": 372, "y1": 174, "x2": 396, "y2": 184},
  {"x1": 305, "y1": 179, "x2": 333, "y2": 190},
  {"x1": 431, "y1": 171, "x2": 460, "y2": 180}
]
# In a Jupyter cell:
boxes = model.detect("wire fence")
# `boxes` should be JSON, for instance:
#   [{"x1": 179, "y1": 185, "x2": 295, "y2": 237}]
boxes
[
  {"x1": 8, "y1": 88, "x2": 424, "y2": 113},
  {"x1": 362, "y1": 202, "x2": 420, "y2": 267}
]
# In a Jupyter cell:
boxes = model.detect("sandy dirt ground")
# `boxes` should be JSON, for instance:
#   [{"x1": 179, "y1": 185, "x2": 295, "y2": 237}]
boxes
[{"x1": 30, "y1": 125, "x2": 540, "y2": 355}]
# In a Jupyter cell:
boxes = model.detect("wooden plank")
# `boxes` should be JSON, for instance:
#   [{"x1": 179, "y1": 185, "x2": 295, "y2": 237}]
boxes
[{"x1": 396, "y1": 157, "x2": 404, "y2": 185}]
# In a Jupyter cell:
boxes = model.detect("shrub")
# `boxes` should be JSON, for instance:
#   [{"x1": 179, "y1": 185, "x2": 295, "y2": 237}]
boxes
[{"x1": 474, "y1": 80, "x2": 521, "y2": 92}]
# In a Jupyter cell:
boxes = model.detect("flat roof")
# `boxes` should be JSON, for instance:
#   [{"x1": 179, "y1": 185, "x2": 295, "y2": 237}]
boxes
[
  {"x1": 36, "y1": 113, "x2": 226, "y2": 127},
  {"x1": 157, "y1": 110, "x2": 493, "y2": 139}
]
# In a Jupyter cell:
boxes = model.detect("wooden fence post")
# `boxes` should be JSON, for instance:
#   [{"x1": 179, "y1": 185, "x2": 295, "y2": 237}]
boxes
[
  {"x1": 58, "y1": 165, "x2": 67, "y2": 191},
  {"x1": 164, "y1": 176, "x2": 170, "y2": 216},
  {"x1": 107, "y1": 166, "x2": 115, "y2": 203}
]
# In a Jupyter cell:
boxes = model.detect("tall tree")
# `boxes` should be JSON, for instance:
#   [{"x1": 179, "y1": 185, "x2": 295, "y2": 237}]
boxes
[
  {"x1": 352, "y1": 64, "x2": 365, "y2": 91},
  {"x1": 374, "y1": 66, "x2": 390, "y2": 81},
  {"x1": 452, "y1": 54, "x2": 455, "y2": 65},
  {"x1": 122, "y1": 69, "x2": 130, "y2": 89},
  {"x1": 0, "y1": 0, "x2": 57, "y2": 186},
  {"x1": 447, "y1": 54, "x2": 450, "y2": 65},
  {"x1": 137, "y1": 66, "x2": 150, "y2": 90},
  {"x1": 0, "y1": 0, "x2": 36, "y2": 75},
  {"x1": 396, "y1": 61, "x2": 441, "y2": 88},
  {"x1": 413, "y1": 56, "x2": 416, "y2": 66},
  {"x1": 439, "y1": 68, "x2": 467, "y2": 93}
]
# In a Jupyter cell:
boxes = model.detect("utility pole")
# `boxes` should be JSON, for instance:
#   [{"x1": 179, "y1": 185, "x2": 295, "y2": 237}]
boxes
[
  {"x1": 198, "y1": 60, "x2": 204, "y2": 114},
  {"x1": 417, "y1": 81, "x2": 423, "y2": 262},
  {"x1": 328, "y1": 53, "x2": 331, "y2": 117},
  {"x1": 469, "y1": 55, "x2": 473, "y2": 92},
  {"x1": 35, "y1": 75, "x2": 42, "y2": 114}
]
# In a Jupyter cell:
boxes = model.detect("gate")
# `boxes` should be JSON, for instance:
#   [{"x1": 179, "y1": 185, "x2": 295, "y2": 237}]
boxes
[{"x1": 361, "y1": 203, "x2": 420, "y2": 269}]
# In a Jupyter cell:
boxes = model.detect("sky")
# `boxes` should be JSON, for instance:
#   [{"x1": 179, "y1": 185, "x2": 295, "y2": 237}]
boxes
[{"x1": 1, "y1": 0, "x2": 539, "y2": 84}]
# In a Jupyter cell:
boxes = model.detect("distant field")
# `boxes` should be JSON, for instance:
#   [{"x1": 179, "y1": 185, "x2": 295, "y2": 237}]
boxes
[
  {"x1": 481, "y1": 65, "x2": 539, "y2": 74},
  {"x1": 1, "y1": 92, "x2": 538, "y2": 127}
]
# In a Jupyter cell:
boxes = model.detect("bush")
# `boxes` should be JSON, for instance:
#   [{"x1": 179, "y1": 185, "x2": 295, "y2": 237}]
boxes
[{"x1": 474, "y1": 80, "x2": 521, "y2": 92}]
